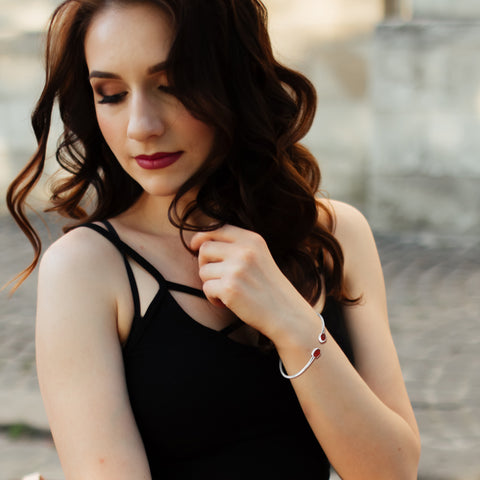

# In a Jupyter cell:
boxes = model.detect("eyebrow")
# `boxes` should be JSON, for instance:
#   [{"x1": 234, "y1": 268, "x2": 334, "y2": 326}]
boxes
[
  {"x1": 89, "y1": 61, "x2": 168, "y2": 80},
  {"x1": 147, "y1": 61, "x2": 168, "y2": 75}
]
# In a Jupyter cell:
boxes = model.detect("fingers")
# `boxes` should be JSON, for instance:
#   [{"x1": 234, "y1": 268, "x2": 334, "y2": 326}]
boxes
[
  {"x1": 191, "y1": 225, "x2": 238, "y2": 268},
  {"x1": 194, "y1": 235, "x2": 231, "y2": 307},
  {"x1": 190, "y1": 224, "x2": 270, "y2": 313},
  {"x1": 196, "y1": 239, "x2": 236, "y2": 268},
  {"x1": 198, "y1": 260, "x2": 223, "y2": 282},
  {"x1": 190, "y1": 224, "x2": 252, "y2": 252},
  {"x1": 202, "y1": 279, "x2": 228, "y2": 308}
]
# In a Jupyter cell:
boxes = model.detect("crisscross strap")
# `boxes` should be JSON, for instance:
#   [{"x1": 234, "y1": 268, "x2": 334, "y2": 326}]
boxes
[
  {"x1": 102, "y1": 221, "x2": 142, "y2": 319},
  {"x1": 77, "y1": 221, "x2": 245, "y2": 336},
  {"x1": 80, "y1": 222, "x2": 209, "y2": 300},
  {"x1": 80, "y1": 222, "x2": 169, "y2": 285},
  {"x1": 219, "y1": 318, "x2": 244, "y2": 335},
  {"x1": 163, "y1": 280, "x2": 206, "y2": 298}
]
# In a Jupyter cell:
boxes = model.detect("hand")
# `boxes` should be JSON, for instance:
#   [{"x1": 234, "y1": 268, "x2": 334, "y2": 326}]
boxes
[{"x1": 190, "y1": 225, "x2": 310, "y2": 339}]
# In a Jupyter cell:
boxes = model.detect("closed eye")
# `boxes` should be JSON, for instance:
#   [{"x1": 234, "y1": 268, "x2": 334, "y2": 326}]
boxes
[
  {"x1": 98, "y1": 92, "x2": 127, "y2": 104},
  {"x1": 158, "y1": 85, "x2": 176, "y2": 95}
]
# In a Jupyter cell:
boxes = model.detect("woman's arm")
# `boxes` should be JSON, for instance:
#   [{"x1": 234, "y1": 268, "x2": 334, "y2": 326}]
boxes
[
  {"x1": 36, "y1": 228, "x2": 151, "y2": 480},
  {"x1": 274, "y1": 200, "x2": 420, "y2": 479},
  {"x1": 191, "y1": 200, "x2": 420, "y2": 480}
]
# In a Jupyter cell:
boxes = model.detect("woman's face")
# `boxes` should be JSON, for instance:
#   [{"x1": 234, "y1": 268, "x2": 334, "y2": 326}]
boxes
[{"x1": 84, "y1": 2, "x2": 216, "y2": 199}]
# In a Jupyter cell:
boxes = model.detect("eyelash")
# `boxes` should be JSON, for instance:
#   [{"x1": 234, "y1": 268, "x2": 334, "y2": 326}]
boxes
[
  {"x1": 158, "y1": 85, "x2": 176, "y2": 95},
  {"x1": 97, "y1": 86, "x2": 176, "y2": 105},
  {"x1": 98, "y1": 92, "x2": 127, "y2": 104}
]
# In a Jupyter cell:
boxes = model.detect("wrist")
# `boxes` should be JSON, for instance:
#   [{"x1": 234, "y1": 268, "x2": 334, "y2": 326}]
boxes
[
  {"x1": 267, "y1": 300, "x2": 325, "y2": 354},
  {"x1": 278, "y1": 312, "x2": 327, "y2": 379}
]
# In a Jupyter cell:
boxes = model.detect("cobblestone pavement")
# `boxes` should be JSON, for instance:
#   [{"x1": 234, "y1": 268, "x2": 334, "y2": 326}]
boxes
[{"x1": 1, "y1": 212, "x2": 480, "y2": 480}]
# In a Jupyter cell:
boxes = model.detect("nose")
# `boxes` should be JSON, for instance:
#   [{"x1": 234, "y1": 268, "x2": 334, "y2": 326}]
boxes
[{"x1": 127, "y1": 93, "x2": 166, "y2": 142}]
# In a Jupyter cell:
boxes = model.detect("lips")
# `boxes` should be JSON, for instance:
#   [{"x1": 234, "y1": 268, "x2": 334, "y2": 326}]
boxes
[{"x1": 135, "y1": 151, "x2": 183, "y2": 170}]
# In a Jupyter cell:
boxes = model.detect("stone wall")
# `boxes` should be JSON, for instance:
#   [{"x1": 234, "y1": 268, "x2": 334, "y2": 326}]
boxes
[
  {"x1": 0, "y1": 0, "x2": 384, "y2": 215},
  {"x1": 369, "y1": 17, "x2": 480, "y2": 236},
  {"x1": 412, "y1": 0, "x2": 480, "y2": 19},
  {"x1": 265, "y1": 0, "x2": 384, "y2": 210},
  {"x1": 2, "y1": 0, "x2": 478, "y2": 237}
]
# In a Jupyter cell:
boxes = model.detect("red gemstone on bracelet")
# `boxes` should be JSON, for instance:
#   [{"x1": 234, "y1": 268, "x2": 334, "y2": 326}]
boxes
[
  {"x1": 320, "y1": 333, "x2": 327, "y2": 343},
  {"x1": 313, "y1": 348, "x2": 321, "y2": 358}
]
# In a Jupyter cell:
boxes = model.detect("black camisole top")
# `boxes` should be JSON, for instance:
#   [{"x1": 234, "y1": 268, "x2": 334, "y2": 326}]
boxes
[{"x1": 81, "y1": 221, "x2": 354, "y2": 479}]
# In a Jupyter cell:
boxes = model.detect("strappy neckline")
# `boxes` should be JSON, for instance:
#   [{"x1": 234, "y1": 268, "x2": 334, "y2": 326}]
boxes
[
  {"x1": 84, "y1": 221, "x2": 206, "y2": 297},
  {"x1": 79, "y1": 221, "x2": 245, "y2": 346}
]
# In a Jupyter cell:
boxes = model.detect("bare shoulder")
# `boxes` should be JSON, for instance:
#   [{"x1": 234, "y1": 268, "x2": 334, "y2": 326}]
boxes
[
  {"x1": 39, "y1": 225, "x2": 120, "y2": 284},
  {"x1": 319, "y1": 201, "x2": 420, "y2": 441},
  {"x1": 37, "y1": 225, "x2": 125, "y2": 330},
  {"x1": 318, "y1": 199, "x2": 381, "y2": 298},
  {"x1": 36, "y1": 226, "x2": 151, "y2": 477},
  {"x1": 319, "y1": 198, "x2": 375, "y2": 249}
]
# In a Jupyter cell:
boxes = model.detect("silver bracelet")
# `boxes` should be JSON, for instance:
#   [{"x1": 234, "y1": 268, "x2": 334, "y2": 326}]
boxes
[{"x1": 279, "y1": 313, "x2": 327, "y2": 379}]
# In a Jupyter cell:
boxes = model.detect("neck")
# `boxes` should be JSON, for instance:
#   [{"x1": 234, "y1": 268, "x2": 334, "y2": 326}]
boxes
[{"x1": 117, "y1": 190, "x2": 211, "y2": 237}]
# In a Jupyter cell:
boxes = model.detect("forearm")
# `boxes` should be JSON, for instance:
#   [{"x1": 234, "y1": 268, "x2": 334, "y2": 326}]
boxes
[
  {"x1": 191, "y1": 215, "x2": 421, "y2": 477},
  {"x1": 274, "y1": 309, "x2": 420, "y2": 480}
]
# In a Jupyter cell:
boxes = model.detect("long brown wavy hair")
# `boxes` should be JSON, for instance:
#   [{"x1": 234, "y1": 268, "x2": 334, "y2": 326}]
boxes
[{"x1": 7, "y1": 0, "x2": 355, "y2": 306}]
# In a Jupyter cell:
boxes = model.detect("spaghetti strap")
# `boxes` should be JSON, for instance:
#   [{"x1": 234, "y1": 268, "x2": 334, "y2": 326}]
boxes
[
  {"x1": 79, "y1": 222, "x2": 166, "y2": 284},
  {"x1": 219, "y1": 318, "x2": 244, "y2": 335},
  {"x1": 164, "y1": 280, "x2": 206, "y2": 298},
  {"x1": 78, "y1": 221, "x2": 206, "y2": 298},
  {"x1": 102, "y1": 221, "x2": 141, "y2": 320},
  {"x1": 77, "y1": 221, "x2": 244, "y2": 342}
]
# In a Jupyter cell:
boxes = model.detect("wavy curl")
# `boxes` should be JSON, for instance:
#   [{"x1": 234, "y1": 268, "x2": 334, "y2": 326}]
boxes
[{"x1": 7, "y1": 0, "x2": 355, "y2": 307}]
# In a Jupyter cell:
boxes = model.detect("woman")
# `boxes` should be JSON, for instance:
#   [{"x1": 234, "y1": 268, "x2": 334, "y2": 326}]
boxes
[{"x1": 7, "y1": 0, "x2": 421, "y2": 478}]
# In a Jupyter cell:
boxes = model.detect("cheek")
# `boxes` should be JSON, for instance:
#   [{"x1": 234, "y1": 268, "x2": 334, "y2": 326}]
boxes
[
  {"x1": 181, "y1": 114, "x2": 216, "y2": 152},
  {"x1": 96, "y1": 112, "x2": 122, "y2": 151}
]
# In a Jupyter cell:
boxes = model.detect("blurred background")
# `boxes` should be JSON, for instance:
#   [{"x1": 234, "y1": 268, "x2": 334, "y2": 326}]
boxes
[
  {"x1": 1, "y1": 0, "x2": 479, "y2": 479},
  {"x1": 2, "y1": 0, "x2": 480, "y2": 236}
]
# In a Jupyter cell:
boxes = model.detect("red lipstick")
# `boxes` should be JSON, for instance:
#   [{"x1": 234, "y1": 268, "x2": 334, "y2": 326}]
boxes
[{"x1": 135, "y1": 151, "x2": 183, "y2": 170}]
